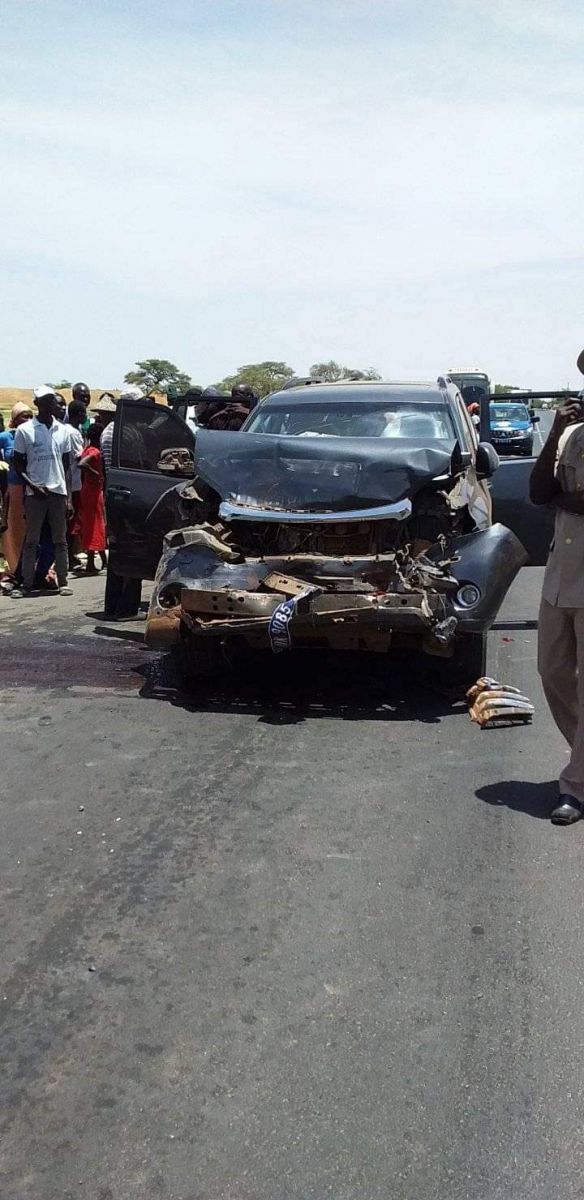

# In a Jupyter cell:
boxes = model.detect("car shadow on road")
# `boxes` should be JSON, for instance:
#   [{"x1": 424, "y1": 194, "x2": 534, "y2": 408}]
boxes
[
  {"x1": 138, "y1": 649, "x2": 465, "y2": 725},
  {"x1": 475, "y1": 779, "x2": 557, "y2": 820},
  {"x1": 92, "y1": 624, "x2": 146, "y2": 645}
]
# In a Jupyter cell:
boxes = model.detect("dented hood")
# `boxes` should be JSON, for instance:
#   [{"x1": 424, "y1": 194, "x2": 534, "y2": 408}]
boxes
[{"x1": 194, "y1": 430, "x2": 458, "y2": 512}]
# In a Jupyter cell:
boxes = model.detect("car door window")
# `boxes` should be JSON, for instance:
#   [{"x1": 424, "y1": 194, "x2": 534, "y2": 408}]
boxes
[
  {"x1": 451, "y1": 394, "x2": 476, "y2": 455},
  {"x1": 107, "y1": 399, "x2": 196, "y2": 581},
  {"x1": 113, "y1": 399, "x2": 195, "y2": 473},
  {"x1": 458, "y1": 395, "x2": 479, "y2": 451}
]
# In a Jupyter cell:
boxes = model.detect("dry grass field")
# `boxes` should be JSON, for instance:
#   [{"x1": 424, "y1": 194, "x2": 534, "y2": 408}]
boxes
[{"x1": 0, "y1": 387, "x2": 165, "y2": 422}]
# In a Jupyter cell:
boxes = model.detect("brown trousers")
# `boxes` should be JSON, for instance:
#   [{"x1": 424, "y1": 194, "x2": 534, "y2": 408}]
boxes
[{"x1": 538, "y1": 598, "x2": 584, "y2": 802}]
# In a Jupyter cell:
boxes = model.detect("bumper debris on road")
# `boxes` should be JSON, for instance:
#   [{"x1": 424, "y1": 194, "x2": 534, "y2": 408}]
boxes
[{"x1": 467, "y1": 677, "x2": 535, "y2": 728}]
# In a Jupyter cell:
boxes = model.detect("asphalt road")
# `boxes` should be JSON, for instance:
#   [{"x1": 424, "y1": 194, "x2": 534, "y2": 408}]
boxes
[
  {"x1": 2, "y1": 558, "x2": 584, "y2": 1199},
  {"x1": 534, "y1": 407, "x2": 551, "y2": 449}
]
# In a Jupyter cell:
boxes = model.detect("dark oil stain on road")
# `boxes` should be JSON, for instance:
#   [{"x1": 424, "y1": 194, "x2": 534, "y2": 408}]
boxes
[
  {"x1": 1, "y1": 625, "x2": 461, "y2": 719},
  {"x1": 0, "y1": 632, "x2": 146, "y2": 691}
]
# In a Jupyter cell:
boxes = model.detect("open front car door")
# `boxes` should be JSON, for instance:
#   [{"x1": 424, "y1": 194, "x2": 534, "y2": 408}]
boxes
[
  {"x1": 481, "y1": 391, "x2": 580, "y2": 567},
  {"x1": 489, "y1": 459, "x2": 554, "y2": 565},
  {"x1": 107, "y1": 397, "x2": 195, "y2": 580}
]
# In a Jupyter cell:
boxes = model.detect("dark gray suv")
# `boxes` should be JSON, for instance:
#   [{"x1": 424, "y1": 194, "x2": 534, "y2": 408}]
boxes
[{"x1": 103, "y1": 379, "x2": 553, "y2": 687}]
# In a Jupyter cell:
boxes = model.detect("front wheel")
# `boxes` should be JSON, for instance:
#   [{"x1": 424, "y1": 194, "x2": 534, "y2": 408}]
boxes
[
  {"x1": 175, "y1": 620, "x2": 224, "y2": 683},
  {"x1": 437, "y1": 632, "x2": 487, "y2": 690}
]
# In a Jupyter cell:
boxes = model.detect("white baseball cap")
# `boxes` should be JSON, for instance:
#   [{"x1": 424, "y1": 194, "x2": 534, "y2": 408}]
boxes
[{"x1": 33, "y1": 385, "x2": 57, "y2": 401}]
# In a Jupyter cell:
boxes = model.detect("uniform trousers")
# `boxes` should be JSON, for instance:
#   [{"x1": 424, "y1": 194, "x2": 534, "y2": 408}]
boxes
[{"x1": 538, "y1": 597, "x2": 584, "y2": 802}]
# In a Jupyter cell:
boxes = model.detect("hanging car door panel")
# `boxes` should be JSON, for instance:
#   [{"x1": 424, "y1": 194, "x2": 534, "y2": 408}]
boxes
[
  {"x1": 106, "y1": 398, "x2": 195, "y2": 579},
  {"x1": 489, "y1": 457, "x2": 554, "y2": 566}
]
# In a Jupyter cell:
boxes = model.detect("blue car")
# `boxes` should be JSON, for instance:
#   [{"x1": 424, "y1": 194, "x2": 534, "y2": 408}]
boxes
[{"x1": 489, "y1": 402, "x2": 536, "y2": 456}]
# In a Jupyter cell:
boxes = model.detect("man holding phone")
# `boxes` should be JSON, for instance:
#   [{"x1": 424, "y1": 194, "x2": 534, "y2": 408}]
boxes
[{"x1": 530, "y1": 380, "x2": 584, "y2": 823}]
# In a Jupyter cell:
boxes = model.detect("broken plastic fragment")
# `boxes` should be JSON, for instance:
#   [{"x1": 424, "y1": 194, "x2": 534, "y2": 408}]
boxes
[
  {"x1": 467, "y1": 677, "x2": 534, "y2": 728},
  {"x1": 433, "y1": 615, "x2": 458, "y2": 644}
]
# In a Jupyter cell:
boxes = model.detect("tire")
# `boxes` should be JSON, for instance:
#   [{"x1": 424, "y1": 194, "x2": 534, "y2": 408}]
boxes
[
  {"x1": 437, "y1": 632, "x2": 487, "y2": 690},
  {"x1": 176, "y1": 620, "x2": 224, "y2": 683}
]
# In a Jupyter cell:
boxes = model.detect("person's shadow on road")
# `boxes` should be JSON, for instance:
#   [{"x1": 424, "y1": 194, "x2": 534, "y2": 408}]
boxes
[{"x1": 475, "y1": 779, "x2": 557, "y2": 820}]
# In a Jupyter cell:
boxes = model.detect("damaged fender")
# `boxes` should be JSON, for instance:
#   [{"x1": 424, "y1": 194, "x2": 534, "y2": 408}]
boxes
[{"x1": 428, "y1": 523, "x2": 528, "y2": 633}]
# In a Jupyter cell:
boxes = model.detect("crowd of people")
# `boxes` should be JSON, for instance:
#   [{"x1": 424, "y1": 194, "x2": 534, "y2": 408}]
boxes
[
  {"x1": 0, "y1": 382, "x2": 112, "y2": 600},
  {"x1": 0, "y1": 378, "x2": 258, "y2": 614},
  {"x1": 183, "y1": 382, "x2": 257, "y2": 433}
]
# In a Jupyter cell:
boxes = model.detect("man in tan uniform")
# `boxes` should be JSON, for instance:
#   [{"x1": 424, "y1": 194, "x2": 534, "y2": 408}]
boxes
[{"x1": 530, "y1": 395, "x2": 584, "y2": 823}]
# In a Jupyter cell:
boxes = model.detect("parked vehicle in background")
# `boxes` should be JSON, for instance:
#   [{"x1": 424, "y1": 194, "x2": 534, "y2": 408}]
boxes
[
  {"x1": 446, "y1": 369, "x2": 492, "y2": 397},
  {"x1": 489, "y1": 402, "x2": 538, "y2": 457}
]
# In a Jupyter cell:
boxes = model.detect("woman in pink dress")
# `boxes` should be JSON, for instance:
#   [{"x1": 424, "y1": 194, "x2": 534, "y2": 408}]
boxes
[{"x1": 77, "y1": 424, "x2": 108, "y2": 573}]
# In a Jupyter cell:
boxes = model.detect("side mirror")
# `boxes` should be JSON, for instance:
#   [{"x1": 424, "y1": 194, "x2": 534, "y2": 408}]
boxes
[
  {"x1": 476, "y1": 442, "x2": 499, "y2": 479},
  {"x1": 157, "y1": 447, "x2": 194, "y2": 477},
  {"x1": 531, "y1": 414, "x2": 540, "y2": 424}
]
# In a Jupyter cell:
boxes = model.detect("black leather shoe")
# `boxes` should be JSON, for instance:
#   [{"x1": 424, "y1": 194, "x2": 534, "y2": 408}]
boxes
[{"x1": 550, "y1": 795, "x2": 584, "y2": 825}]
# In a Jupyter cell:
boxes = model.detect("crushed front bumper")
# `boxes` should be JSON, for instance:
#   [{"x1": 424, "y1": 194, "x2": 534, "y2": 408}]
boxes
[
  {"x1": 144, "y1": 522, "x2": 527, "y2": 654},
  {"x1": 144, "y1": 527, "x2": 453, "y2": 651},
  {"x1": 180, "y1": 584, "x2": 445, "y2": 652}
]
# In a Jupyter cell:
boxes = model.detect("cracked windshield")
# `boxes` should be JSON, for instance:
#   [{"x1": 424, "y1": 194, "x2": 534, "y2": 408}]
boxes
[{"x1": 246, "y1": 401, "x2": 454, "y2": 438}]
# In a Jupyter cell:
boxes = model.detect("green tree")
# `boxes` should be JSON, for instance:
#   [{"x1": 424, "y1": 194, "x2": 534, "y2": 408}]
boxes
[
  {"x1": 49, "y1": 378, "x2": 72, "y2": 390},
  {"x1": 215, "y1": 361, "x2": 296, "y2": 398},
  {"x1": 124, "y1": 359, "x2": 191, "y2": 395},
  {"x1": 309, "y1": 361, "x2": 381, "y2": 382},
  {"x1": 494, "y1": 383, "x2": 522, "y2": 393}
]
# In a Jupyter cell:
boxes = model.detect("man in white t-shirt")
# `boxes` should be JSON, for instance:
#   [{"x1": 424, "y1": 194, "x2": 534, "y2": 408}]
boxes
[{"x1": 11, "y1": 387, "x2": 73, "y2": 597}]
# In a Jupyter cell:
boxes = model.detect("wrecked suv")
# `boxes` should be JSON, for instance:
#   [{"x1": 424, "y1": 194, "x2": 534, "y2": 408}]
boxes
[{"x1": 105, "y1": 381, "x2": 553, "y2": 686}]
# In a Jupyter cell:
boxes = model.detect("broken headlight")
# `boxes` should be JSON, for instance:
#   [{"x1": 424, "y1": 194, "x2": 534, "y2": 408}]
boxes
[{"x1": 456, "y1": 583, "x2": 481, "y2": 609}]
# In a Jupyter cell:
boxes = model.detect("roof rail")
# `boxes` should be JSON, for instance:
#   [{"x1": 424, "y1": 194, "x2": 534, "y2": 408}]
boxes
[{"x1": 279, "y1": 376, "x2": 322, "y2": 390}]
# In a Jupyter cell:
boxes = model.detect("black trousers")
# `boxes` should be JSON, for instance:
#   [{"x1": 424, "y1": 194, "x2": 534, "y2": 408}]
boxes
[
  {"x1": 22, "y1": 492, "x2": 68, "y2": 589},
  {"x1": 104, "y1": 562, "x2": 141, "y2": 618}
]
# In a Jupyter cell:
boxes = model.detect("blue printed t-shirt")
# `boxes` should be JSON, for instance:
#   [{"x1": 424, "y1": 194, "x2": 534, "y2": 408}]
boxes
[{"x1": 0, "y1": 429, "x2": 21, "y2": 485}]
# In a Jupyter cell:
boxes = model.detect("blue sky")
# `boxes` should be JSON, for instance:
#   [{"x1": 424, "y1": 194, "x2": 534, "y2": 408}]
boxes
[{"x1": 1, "y1": 0, "x2": 583, "y2": 388}]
